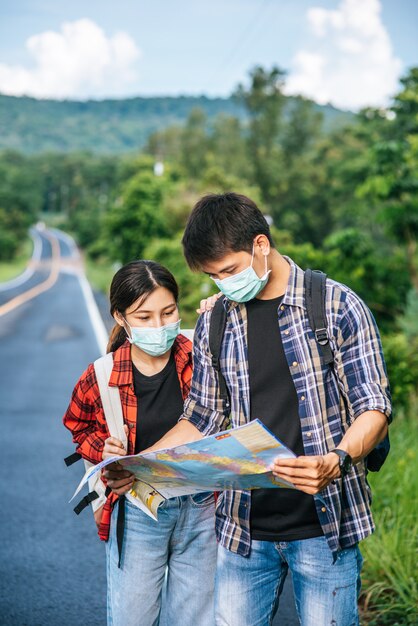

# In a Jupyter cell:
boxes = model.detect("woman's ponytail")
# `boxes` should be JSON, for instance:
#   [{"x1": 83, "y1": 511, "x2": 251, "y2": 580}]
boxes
[{"x1": 107, "y1": 324, "x2": 127, "y2": 354}]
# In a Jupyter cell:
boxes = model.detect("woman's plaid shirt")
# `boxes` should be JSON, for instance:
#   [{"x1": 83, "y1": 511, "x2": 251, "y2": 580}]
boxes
[
  {"x1": 63, "y1": 335, "x2": 193, "y2": 542},
  {"x1": 180, "y1": 257, "x2": 392, "y2": 559}
]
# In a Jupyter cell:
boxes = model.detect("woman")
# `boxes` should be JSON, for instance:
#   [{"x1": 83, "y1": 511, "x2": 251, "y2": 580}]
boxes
[{"x1": 63, "y1": 260, "x2": 217, "y2": 626}]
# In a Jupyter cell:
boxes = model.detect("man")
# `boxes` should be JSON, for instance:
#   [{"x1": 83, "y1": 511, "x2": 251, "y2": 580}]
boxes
[{"x1": 106, "y1": 193, "x2": 391, "y2": 625}]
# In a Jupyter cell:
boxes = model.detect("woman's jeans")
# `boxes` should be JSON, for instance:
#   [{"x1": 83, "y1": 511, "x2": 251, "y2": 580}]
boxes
[
  {"x1": 215, "y1": 536, "x2": 363, "y2": 626},
  {"x1": 106, "y1": 493, "x2": 217, "y2": 626}
]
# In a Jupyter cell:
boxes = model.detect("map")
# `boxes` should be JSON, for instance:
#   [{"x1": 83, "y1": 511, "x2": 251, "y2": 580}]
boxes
[{"x1": 71, "y1": 419, "x2": 296, "y2": 519}]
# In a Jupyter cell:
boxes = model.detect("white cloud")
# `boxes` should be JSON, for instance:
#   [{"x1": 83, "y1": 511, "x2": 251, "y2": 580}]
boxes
[
  {"x1": 285, "y1": 0, "x2": 402, "y2": 110},
  {"x1": 0, "y1": 19, "x2": 141, "y2": 99}
]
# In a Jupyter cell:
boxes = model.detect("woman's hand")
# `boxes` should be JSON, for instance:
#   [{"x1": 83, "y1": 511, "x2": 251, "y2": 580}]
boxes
[
  {"x1": 196, "y1": 292, "x2": 222, "y2": 314},
  {"x1": 102, "y1": 464, "x2": 135, "y2": 496},
  {"x1": 103, "y1": 433, "x2": 127, "y2": 460},
  {"x1": 102, "y1": 425, "x2": 135, "y2": 495}
]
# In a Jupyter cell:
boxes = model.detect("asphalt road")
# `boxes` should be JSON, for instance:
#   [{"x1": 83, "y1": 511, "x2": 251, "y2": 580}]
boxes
[{"x1": 0, "y1": 227, "x2": 299, "y2": 626}]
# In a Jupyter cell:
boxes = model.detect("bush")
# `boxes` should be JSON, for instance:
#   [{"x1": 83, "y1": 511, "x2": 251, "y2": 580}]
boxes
[
  {"x1": 381, "y1": 333, "x2": 418, "y2": 414},
  {"x1": 360, "y1": 415, "x2": 418, "y2": 625}
]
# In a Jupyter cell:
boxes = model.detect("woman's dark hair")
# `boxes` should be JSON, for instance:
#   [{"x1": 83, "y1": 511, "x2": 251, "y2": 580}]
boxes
[
  {"x1": 182, "y1": 192, "x2": 274, "y2": 271},
  {"x1": 107, "y1": 260, "x2": 179, "y2": 353}
]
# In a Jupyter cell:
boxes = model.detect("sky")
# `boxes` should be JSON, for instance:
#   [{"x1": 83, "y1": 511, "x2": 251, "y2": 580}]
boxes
[{"x1": 0, "y1": 0, "x2": 417, "y2": 110}]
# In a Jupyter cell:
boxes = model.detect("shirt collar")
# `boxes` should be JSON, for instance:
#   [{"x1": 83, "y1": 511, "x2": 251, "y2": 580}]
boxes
[
  {"x1": 281, "y1": 255, "x2": 306, "y2": 310},
  {"x1": 108, "y1": 335, "x2": 192, "y2": 387},
  {"x1": 109, "y1": 339, "x2": 133, "y2": 387}
]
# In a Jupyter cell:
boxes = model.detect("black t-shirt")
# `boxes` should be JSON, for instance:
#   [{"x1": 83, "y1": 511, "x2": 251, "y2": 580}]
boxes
[
  {"x1": 246, "y1": 295, "x2": 323, "y2": 542},
  {"x1": 133, "y1": 352, "x2": 184, "y2": 453}
]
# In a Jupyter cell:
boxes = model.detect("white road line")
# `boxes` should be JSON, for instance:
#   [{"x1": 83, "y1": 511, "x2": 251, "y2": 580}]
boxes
[
  {"x1": 77, "y1": 273, "x2": 109, "y2": 357},
  {"x1": 50, "y1": 228, "x2": 108, "y2": 356},
  {"x1": 0, "y1": 227, "x2": 42, "y2": 292}
]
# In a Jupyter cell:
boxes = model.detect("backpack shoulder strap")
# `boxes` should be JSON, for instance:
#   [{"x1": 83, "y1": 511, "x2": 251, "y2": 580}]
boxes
[
  {"x1": 208, "y1": 299, "x2": 231, "y2": 416},
  {"x1": 304, "y1": 269, "x2": 334, "y2": 366},
  {"x1": 94, "y1": 352, "x2": 127, "y2": 449},
  {"x1": 304, "y1": 269, "x2": 389, "y2": 472}
]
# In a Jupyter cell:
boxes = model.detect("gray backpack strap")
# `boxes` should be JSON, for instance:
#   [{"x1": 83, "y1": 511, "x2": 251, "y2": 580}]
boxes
[{"x1": 94, "y1": 352, "x2": 127, "y2": 449}]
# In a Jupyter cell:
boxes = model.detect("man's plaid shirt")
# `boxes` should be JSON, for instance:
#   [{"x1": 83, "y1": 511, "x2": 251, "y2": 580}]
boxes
[{"x1": 180, "y1": 257, "x2": 392, "y2": 559}]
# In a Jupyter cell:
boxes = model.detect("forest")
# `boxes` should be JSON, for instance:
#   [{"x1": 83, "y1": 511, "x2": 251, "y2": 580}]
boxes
[{"x1": 1, "y1": 65, "x2": 417, "y2": 624}]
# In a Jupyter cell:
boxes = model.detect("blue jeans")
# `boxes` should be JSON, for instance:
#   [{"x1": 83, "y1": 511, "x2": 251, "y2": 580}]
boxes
[
  {"x1": 215, "y1": 536, "x2": 363, "y2": 626},
  {"x1": 106, "y1": 494, "x2": 217, "y2": 626}
]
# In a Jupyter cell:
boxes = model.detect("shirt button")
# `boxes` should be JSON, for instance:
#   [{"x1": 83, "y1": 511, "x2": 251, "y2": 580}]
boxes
[
  {"x1": 300, "y1": 395, "x2": 305, "y2": 401},
  {"x1": 284, "y1": 330, "x2": 290, "y2": 335},
  {"x1": 321, "y1": 507, "x2": 326, "y2": 513},
  {"x1": 280, "y1": 305, "x2": 285, "y2": 311},
  {"x1": 292, "y1": 361, "x2": 298, "y2": 367},
  {"x1": 128, "y1": 423, "x2": 134, "y2": 429},
  {"x1": 306, "y1": 431, "x2": 312, "y2": 437}
]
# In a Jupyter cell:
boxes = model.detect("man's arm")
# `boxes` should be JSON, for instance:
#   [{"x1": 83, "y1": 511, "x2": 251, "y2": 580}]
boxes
[
  {"x1": 143, "y1": 420, "x2": 203, "y2": 453},
  {"x1": 104, "y1": 312, "x2": 226, "y2": 491},
  {"x1": 271, "y1": 409, "x2": 388, "y2": 494},
  {"x1": 273, "y1": 288, "x2": 392, "y2": 494}
]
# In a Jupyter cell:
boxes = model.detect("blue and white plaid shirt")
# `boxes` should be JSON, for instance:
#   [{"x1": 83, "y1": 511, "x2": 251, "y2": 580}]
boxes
[{"x1": 180, "y1": 257, "x2": 391, "y2": 559}]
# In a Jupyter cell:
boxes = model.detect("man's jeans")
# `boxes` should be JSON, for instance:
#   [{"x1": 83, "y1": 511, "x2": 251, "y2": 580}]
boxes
[
  {"x1": 106, "y1": 494, "x2": 217, "y2": 626},
  {"x1": 215, "y1": 536, "x2": 363, "y2": 626}
]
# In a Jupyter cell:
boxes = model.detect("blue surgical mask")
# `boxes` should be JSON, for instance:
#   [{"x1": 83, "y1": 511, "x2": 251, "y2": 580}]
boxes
[
  {"x1": 124, "y1": 319, "x2": 181, "y2": 356},
  {"x1": 212, "y1": 248, "x2": 271, "y2": 303}
]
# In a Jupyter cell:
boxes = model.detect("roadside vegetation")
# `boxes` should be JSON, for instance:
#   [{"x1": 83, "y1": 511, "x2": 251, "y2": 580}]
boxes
[
  {"x1": 0, "y1": 236, "x2": 32, "y2": 282},
  {"x1": 1, "y1": 65, "x2": 417, "y2": 624}
]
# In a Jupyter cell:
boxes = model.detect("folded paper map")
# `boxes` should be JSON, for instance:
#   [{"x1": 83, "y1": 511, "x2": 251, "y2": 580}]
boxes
[{"x1": 71, "y1": 419, "x2": 296, "y2": 520}]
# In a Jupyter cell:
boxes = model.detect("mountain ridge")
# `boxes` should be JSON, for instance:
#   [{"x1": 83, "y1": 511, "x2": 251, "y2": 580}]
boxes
[{"x1": 0, "y1": 93, "x2": 355, "y2": 154}]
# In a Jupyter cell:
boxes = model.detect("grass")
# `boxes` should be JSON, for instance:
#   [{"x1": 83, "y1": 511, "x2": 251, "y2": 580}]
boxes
[
  {"x1": 83, "y1": 255, "x2": 118, "y2": 295},
  {"x1": 360, "y1": 411, "x2": 418, "y2": 625},
  {"x1": 0, "y1": 237, "x2": 33, "y2": 283}
]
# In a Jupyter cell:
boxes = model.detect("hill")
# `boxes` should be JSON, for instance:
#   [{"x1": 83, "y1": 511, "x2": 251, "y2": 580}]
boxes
[{"x1": 0, "y1": 93, "x2": 355, "y2": 154}]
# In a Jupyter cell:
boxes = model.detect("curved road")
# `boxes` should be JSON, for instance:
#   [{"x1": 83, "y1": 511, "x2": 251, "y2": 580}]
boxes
[{"x1": 0, "y1": 227, "x2": 298, "y2": 626}]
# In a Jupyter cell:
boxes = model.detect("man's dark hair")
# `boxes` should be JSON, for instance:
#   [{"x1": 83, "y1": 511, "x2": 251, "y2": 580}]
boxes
[{"x1": 182, "y1": 192, "x2": 274, "y2": 270}]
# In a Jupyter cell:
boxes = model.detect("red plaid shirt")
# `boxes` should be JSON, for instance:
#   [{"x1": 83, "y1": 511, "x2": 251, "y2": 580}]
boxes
[{"x1": 63, "y1": 335, "x2": 193, "y2": 541}]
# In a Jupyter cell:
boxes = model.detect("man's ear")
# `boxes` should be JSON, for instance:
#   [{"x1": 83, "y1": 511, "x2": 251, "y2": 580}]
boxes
[{"x1": 254, "y1": 234, "x2": 270, "y2": 256}]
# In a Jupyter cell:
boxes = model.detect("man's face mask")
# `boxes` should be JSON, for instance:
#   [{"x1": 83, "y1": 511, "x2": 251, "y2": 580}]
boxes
[{"x1": 212, "y1": 246, "x2": 271, "y2": 303}]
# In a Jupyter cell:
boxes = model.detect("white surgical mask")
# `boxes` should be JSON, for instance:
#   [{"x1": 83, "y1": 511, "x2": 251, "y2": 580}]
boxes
[
  {"x1": 212, "y1": 247, "x2": 271, "y2": 303},
  {"x1": 123, "y1": 318, "x2": 181, "y2": 356}
]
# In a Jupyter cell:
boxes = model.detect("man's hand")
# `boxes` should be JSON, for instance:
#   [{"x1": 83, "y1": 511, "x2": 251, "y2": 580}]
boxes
[
  {"x1": 271, "y1": 453, "x2": 341, "y2": 495},
  {"x1": 102, "y1": 425, "x2": 135, "y2": 496}
]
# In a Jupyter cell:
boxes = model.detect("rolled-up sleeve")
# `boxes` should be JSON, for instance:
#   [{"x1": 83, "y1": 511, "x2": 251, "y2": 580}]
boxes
[
  {"x1": 335, "y1": 289, "x2": 392, "y2": 423},
  {"x1": 63, "y1": 365, "x2": 109, "y2": 464},
  {"x1": 179, "y1": 313, "x2": 228, "y2": 436}
]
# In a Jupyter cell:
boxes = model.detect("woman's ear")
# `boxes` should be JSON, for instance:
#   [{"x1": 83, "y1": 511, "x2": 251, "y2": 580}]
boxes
[{"x1": 113, "y1": 311, "x2": 125, "y2": 327}]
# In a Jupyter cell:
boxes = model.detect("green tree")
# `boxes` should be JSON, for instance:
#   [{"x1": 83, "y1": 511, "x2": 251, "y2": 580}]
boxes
[
  {"x1": 234, "y1": 66, "x2": 286, "y2": 208},
  {"x1": 358, "y1": 67, "x2": 418, "y2": 290},
  {"x1": 180, "y1": 108, "x2": 210, "y2": 180},
  {"x1": 106, "y1": 170, "x2": 170, "y2": 264},
  {"x1": 0, "y1": 150, "x2": 41, "y2": 259}
]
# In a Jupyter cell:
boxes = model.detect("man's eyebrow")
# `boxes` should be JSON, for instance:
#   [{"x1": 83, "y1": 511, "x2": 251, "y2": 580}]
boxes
[{"x1": 205, "y1": 265, "x2": 236, "y2": 276}]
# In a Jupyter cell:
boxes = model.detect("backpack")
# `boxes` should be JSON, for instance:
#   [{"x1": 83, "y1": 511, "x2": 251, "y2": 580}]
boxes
[
  {"x1": 208, "y1": 269, "x2": 390, "y2": 472},
  {"x1": 64, "y1": 352, "x2": 127, "y2": 515}
]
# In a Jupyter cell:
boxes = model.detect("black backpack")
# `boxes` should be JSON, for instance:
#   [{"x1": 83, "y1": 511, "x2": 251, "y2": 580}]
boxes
[{"x1": 208, "y1": 269, "x2": 390, "y2": 472}]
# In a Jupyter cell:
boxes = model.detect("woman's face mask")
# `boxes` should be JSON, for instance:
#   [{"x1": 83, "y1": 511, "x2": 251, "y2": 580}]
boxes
[
  {"x1": 123, "y1": 318, "x2": 181, "y2": 357},
  {"x1": 212, "y1": 246, "x2": 271, "y2": 303}
]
